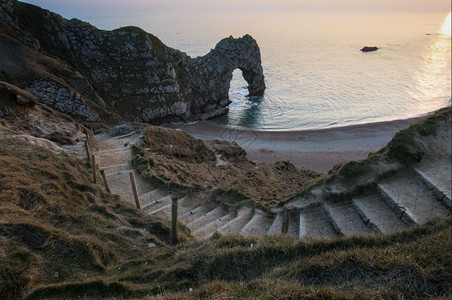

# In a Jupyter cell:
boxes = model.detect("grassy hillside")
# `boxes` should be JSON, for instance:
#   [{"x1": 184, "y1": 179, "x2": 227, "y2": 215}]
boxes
[
  {"x1": 1, "y1": 108, "x2": 451, "y2": 299},
  {"x1": 0, "y1": 137, "x2": 176, "y2": 299}
]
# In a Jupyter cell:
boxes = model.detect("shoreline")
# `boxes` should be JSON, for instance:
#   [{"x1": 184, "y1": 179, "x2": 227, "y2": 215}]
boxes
[{"x1": 167, "y1": 116, "x2": 425, "y2": 173}]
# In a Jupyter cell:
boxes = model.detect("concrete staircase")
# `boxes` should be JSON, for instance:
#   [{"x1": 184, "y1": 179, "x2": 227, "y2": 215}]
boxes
[{"x1": 93, "y1": 130, "x2": 451, "y2": 241}]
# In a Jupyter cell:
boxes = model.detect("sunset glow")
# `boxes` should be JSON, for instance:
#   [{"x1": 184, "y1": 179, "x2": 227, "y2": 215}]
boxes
[{"x1": 440, "y1": 12, "x2": 451, "y2": 35}]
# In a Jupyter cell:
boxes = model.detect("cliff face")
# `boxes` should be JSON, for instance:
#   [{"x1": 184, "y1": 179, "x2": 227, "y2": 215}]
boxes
[{"x1": 0, "y1": 0, "x2": 265, "y2": 124}]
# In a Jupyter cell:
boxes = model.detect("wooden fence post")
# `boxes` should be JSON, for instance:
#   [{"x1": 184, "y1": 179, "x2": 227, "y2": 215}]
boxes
[
  {"x1": 84, "y1": 140, "x2": 92, "y2": 167},
  {"x1": 282, "y1": 208, "x2": 289, "y2": 234},
  {"x1": 129, "y1": 172, "x2": 141, "y2": 209},
  {"x1": 100, "y1": 170, "x2": 111, "y2": 193},
  {"x1": 171, "y1": 195, "x2": 178, "y2": 245},
  {"x1": 91, "y1": 155, "x2": 97, "y2": 184}
]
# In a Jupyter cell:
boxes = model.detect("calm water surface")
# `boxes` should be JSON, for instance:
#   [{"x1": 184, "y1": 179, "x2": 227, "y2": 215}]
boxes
[{"x1": 90, "y1": 11, "x2": 451, "y2": 130}]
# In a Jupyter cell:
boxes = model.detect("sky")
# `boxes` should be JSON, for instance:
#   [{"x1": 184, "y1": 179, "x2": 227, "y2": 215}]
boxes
[{"x1": 22, "y1": 0, "x2": 451, "y2": 20}]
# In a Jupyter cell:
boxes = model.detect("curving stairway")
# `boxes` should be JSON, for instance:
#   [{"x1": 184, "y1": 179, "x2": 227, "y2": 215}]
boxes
[{"x1": 93, "y1": 129, "x2": 451, "y2": 241}]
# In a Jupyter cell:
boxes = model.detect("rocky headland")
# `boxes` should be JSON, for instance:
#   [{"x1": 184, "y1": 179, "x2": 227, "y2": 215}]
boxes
[{"x1": 0, "y1": 0, "x2": 265, "y2": 126}]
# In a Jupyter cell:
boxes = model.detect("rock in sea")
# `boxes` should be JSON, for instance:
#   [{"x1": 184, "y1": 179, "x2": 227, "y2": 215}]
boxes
[{"x1": 361, "y1": 46, "x2": 379, "y2": 52}]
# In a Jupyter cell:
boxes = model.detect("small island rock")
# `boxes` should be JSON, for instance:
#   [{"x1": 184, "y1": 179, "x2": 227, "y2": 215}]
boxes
[{"x1": 361, "y1": 46, "x2": 379, "y2": 52}]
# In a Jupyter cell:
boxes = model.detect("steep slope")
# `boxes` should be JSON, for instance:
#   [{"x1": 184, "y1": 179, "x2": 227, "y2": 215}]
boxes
[
  {"x1": 127, "y1": 108, "x2": 451, "y2": 240},
  {"x1": 0, "y1": 0, "x2": 265, "y2": 125}
]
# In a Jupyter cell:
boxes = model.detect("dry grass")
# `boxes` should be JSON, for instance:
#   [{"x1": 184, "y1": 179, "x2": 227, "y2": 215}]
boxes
[
  {"x1": 23, "y1": 218, "x2": 451, "y2": 299},
  {"x1": 134, "y1": 126, "x2": 320, "y2": 208},
  {"x1": 0, "y1": 137, "x2": 174, "y2": 299}
]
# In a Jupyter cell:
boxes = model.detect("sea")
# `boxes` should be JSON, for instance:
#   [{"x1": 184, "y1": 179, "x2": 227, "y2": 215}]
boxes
[{"x1": 86, "y1": 11, "x2": 451, "y2": 130}]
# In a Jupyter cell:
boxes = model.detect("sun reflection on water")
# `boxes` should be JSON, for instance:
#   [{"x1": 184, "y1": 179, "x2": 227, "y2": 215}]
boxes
[
  {"x1": 412, "y1": 12, "x2": 451, "y2": 111},
  {"x1": 440, "y1": 12, "x2": 451, "y2": 35}
]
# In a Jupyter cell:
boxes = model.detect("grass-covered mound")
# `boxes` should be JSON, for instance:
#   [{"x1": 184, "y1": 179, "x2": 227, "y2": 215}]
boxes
[{"x1": 132, "y1": 126, "x2": 320, "y2": 208}]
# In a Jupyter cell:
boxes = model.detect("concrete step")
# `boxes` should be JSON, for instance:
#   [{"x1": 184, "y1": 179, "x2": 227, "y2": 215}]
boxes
[
  {"x1": 102, "y1": 172, "x2": 134, "y2": 204},
  {"x1": 100, "y1": 163, "x2": 132, "y2": 174},
  {"x1": 178, "y1": 205, "x2": 211, "y2": 224},
  {"x1": 186, "y1": 207, "x2": 227, "y2": 232},
  {"x1": 147, "y1": 195, "x2": 172, "y2": 216},
  {"x1": 178, "y1": 193, "x2": 203, "y2": 214},
  {"x1": 141, "y1": 189, "x2": 169, "y2": 209},
  {"x1": 97, "y1": 150, "x2": 132, "y2": 166},
  {"x1": 98, "y1": 147, "x2": 132, "y2": 155},
  {"x1": 414, "y1": 167, "x2": 451, "y2": 208},
  {"x1": 353, "y1": 194, "x2": 410, "y2": 235},
  {"x1": 267, "y1": 212, "x2": 283, "y2": 235},
  {"x1": 194, "y1": 211, "x2": 236, "y2": 240},
  {"x1": 378, "y1": 170, "x2": 449, "y2": 225},
  {"x1": 217, "y1": 207, "x2": 254, "y2": 236},
  {"x1": 240, "y1": 209, "x2": 274, "y2": 236},
  {"x1": 96, "y1": 132, "x2": 140, "y2": 150},
  {"x1": 324, "y1": 200, "x2": 378, "y2": 236},
  {"x1": 287, "y1": 212, "x2": 300, "y2": 237},
  {"x1": 298, "y1": 204, "x2": 339, "y2": 239}
]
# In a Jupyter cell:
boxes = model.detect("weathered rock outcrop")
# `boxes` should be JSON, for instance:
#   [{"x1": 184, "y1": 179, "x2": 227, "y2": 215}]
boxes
[
  {"x1": 0, "y1": 81, "x2": 84, "y2": 144},
  {"x1": 0, "y1": 0, "x2": 265, "y2": 124}
]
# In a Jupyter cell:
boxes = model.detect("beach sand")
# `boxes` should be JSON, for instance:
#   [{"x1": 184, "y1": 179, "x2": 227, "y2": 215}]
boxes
[{"x1": 167, "y1": 117, "x2": 424, "y2": 174}]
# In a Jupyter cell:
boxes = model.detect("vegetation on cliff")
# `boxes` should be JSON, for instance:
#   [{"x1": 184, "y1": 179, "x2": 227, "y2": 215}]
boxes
[{"x1": 132, "y1": 126, "x2": 320, "y2": 209}]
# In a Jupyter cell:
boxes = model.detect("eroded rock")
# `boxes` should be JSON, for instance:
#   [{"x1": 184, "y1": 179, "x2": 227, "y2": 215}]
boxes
[{"x1": 0, "y1": 1, "x2": 266, "y2": 124}]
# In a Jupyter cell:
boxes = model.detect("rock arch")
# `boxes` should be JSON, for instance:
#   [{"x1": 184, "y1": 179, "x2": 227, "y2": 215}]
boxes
[{"x1": 189, "y1": 35, "x2": 266, "y2": 119}]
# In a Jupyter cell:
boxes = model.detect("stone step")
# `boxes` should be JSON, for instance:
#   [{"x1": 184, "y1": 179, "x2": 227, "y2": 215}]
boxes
[
  {"x1": 148, "y1": 202, "x2": 172, "y2": 217},
  {"x1": 97, "y1": 150, "x2": 132, "y2": 165},
  {"x1": 298, "y1": 204, "x2": 339, "y2": 239},
  {"x1": 141, "y1": 190, "x2": 171, "y2": 210},
  {"x1": 377, "y1": 184, "x2": 418, "y2": 225},
  {"x1": 267, "y1": 212, "x2": 283, "y2": 235},
  {"x1": 178, "y1": 193, "x2": 203, "y2": 214},
  {"x1": 102, "y1": 171, "x2": 134, "y2": 204},
  {"x1": 378, "y1": 170, "x2": 449, "y2": 225},
  {"x1": 178, "y1": 205, "x2": 211, "y2": 224},
  {"x1": 287, "y1": 212, "x2": 300, "y2": 237},
  {"x1": 100, "y1": 163, "x2": 132, "y2": 174},
  {"x1": 217, "y1": 207, "x2": 254, "y2": 236},
  {"x1": 353, "y1": 194, "x2": 410, "y2": 235},
  {"x1": 414, "y1": 167, "x2": 451, "y2": 208},
  {"x1": 96, "y1": 133, "x2": 140, "y2": 150},
  {"x1": 299, "y1": 213, "x2": 307, "y2": 238},
  {"x1": 193, "y1": 211, "x2": 236, "y2": 240},
  {"x1": 324, "y1": 200, "x2": 377, "y2": 236},
  {"x1": 186, "y1": 207, "x2": 227, "y2": 232},
  {"x1": 240, "y1": 209, "x2": 274, "y2": 236},
  {"x1": 98, "y1": 147, "x2": 132, "y2": 155}
]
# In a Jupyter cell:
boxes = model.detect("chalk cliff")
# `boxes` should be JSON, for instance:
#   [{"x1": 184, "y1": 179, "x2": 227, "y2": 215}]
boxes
[{"x1": 0, "y1": 0, "x2": 265, "y2": 124}]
